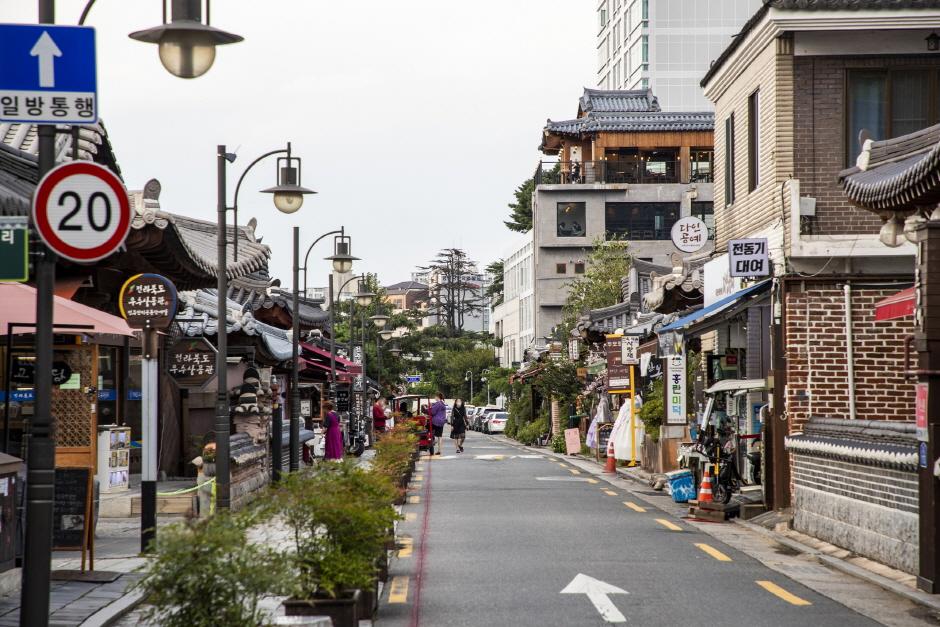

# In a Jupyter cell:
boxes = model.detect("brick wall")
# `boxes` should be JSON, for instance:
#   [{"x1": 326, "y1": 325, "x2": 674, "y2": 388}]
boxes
[
  {"x1": 793, "y1": 55, "x2": 940, "y2": 235},
  {"x1": 784, "y1": 282, "x2": 915, "y2": 430}
]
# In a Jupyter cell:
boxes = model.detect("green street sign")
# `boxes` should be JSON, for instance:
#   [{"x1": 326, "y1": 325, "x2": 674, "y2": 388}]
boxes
[{"x1": 0, "y1": 217, "x2": 28, "y2": 282}]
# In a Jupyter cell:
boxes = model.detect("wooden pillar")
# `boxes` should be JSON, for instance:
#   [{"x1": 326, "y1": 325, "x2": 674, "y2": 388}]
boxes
[
  {"x1": 916, "y1": 220, "x2": 940, "y2": 593},
  {"x1": 679, "y1": 146, "x2": 691, "y2": 184},
  {"x1": 766, "y1": 279, "x2": 790, "y2": 510}
]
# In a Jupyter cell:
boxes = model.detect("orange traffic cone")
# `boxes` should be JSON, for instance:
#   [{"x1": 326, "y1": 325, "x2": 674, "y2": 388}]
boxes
[
  {"x1": 698, "y1": 466, "x2": 714, "y2": 503},
  {"x1": 604, "y1": 439, "x2": 617, "y2": 473}
]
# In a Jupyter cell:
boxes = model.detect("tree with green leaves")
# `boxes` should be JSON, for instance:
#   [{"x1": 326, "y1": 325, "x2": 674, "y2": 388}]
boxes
[
  {"x1": 485, "y1": 259, "x2": 504, "y2": 307},
  {"x1": 421, "y1": 248, "x2": 484, "y2": 335},
  {"x1": 504, "y1": 164, "x2": 560, "y2": 232},
  {"x1": 560, "y1": 237, "x2": 631, "y2": 338}
]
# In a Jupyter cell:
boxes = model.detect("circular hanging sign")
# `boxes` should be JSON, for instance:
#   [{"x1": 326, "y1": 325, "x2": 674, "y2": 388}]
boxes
[
  {"x1": 670, "y1": 216, "x2": 709, "y2": 253},
  {"x1": 32, "y1": 162, "x2": 132, "y2": 263},
  {"x1": 118, "y1": 273, "x2": 178, "y2": 330}
]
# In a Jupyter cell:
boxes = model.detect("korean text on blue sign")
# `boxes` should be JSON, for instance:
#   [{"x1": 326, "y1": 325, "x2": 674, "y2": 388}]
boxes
[
  {"x1": 728, "y1": 238, "x2": 770, "y2": 278},
  {"x1": 0, "y1": 24, "x2": 97, "y2": 124}
]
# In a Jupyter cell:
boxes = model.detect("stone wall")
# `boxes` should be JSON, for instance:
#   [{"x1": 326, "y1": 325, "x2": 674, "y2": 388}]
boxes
[{"x1": 786, "y1": 418, "x2": 919, "y2": 574}]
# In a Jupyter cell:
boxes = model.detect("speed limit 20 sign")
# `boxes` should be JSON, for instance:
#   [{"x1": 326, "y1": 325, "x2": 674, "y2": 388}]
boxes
[{"x1": 32, "y1": 162, "x2": 131, "y2": 263}]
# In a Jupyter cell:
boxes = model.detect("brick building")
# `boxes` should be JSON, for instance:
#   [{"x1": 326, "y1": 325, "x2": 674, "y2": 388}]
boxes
[{"x1": 701, "y1": 0, "x2": 937, "y2": 574}]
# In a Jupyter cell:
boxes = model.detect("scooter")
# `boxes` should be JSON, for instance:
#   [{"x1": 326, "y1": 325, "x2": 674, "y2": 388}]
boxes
[
  {"x1": 746, "y1": 440, "x2": 762, "y2": 486},
  {"x1": 344, "y1": 412, "x2": 366, "y2": 457}
]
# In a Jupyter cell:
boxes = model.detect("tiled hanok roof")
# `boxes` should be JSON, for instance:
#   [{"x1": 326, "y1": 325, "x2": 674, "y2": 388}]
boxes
[
  {"x1": 838, "y1": 122, "x2": 940, "y2": 214},
  {"x1": 545, "y1": 112, "x2": 714, "y2": 138},
  {"x1": 578, "y1": 88, "x2": 661, "y2": 115}
]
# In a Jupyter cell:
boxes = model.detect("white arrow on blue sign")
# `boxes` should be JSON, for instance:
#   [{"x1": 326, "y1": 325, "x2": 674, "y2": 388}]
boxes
[
  {"x1": 0, "y1": 23, "x2": 97, "y2": 124},
  {"x1": 406, "y1": 375, "x2": 422, "y2": 383}
]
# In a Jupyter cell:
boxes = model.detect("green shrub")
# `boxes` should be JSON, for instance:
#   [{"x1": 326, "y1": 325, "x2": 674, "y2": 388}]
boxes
[
  {"x1": 515, "y1": 416, "x2": 549, "y2": 445},
  {"x1": 639, "y1": 379, "x2": 664, "y2": 442},
  {"x1": 135, "y1": 512, "x2": 285, "y2": 627},
  {"x1": 504, "y1": 416, "x2": 518, "y2": 439},
  {"x1": 551, "y1": 433, "x2": 567, "y2": 454}
]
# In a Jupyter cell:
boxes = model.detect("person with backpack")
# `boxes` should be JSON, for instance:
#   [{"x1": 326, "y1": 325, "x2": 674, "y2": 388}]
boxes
[{"x1": 429, "y1": 392, "x2": 448, "y2": 456}]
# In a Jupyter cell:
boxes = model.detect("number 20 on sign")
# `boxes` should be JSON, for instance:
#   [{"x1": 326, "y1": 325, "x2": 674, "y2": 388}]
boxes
[{"x1": 32, "y1": 161, "x2": 131, "y2": 263}]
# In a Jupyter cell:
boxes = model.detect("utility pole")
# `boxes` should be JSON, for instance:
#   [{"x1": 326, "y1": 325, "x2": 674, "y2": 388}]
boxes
[{"x1": 215, "y1": 146, "x2": 230, "y2": 510}]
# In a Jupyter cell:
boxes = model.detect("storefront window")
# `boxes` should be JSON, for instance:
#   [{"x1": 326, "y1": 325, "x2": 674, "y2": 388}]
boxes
[
  {"x1": 691, "y1": 148, "x2": 713, "y2": 183},
  {"x1": 606, "y1": 202, "x2": 679, "y2": 240},
  {"x1": 691, "y1": 201, "x2": 715, "y2": 240}
]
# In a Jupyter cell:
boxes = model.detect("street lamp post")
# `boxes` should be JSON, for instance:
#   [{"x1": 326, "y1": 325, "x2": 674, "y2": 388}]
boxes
[
  {"x1": 465, "y1": 370, "x2": 474, "y2": 403},
  {"x1": 216, "y1": 142, "x2": 314, "y2": 505},
  {"x1": 290, "y1": 228, "x2": 357, "y2": 474},
  {"x1": 482, "y1": 368, "x2": 491, "y2": 405},
  {"x1": 24, "y1": 2, "x2": 243, "y2": 625}
]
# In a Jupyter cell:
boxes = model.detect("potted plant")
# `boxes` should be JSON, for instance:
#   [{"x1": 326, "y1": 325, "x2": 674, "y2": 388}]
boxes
[
  {"x1": 266, "y1": 461, "x2": 399, "y2": 626},
  {"x1": 134, "y1": 511, "x2": 284, "y2": 627}
]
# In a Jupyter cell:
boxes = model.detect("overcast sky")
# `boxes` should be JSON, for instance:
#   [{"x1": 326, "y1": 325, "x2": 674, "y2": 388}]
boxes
[{"x1": 5, "y1": 1, "x2": 595, "y2": 287}]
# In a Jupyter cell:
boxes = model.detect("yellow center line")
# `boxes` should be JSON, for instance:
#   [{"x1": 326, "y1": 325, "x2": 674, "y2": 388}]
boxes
[
  {"x1": 756, "y1": 581, "x2": 812, "y2": 606},
  {"x1": 403, "y1": 512, "x2": 416, "y2": 522},
  {"x1": 397, "y1": 536, "x2": 413, "y2": 558},
  {"x1": 407, "y1": 495, "x2": 420, "y2": 504},
  {"x1": 568, "y1": 468, "x2": 581, "y2": 475},
  {"x1": 624, "y1": 501, "x2": 646, "y2": 512},
  {"x1": 586, "y1": 478, "x2": 599, "y2": 484},
  {"x1": 388, "y1": 576, "x2": 409, "y2": 603},
  {"x1": 695, "y1": 543, "x2": 732, "y2": 562},
  {"x1": 655, "y1": 518, "x2": 683, "y2": 531},
  {"x1": 603, "y1": 490, "x2": 618, "y2": 496}
]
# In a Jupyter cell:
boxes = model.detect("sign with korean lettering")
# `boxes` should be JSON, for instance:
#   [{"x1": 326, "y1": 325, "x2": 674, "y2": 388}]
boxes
[
  {"x1": 916, "y1": 383, "x2": 928, "y2": 442},
  {"x1": 568, "y1": 339, "x2": 580, "y2": 361},
  {"x1": 335, "y1": 386, "x2": 350, "y2": 412},
  {"x1": 667, "y1": 354, "x2": 686, "y2": 425},
  {"x1": 352, "y1": 345, "x2": 364, "y2": 392},
  {"x1": 167, "y1": 338, "x2": 217, "y2": 388},
  {"x1": 118, "y1": 273, "x2": 177, "y2": 329},
  {"x1": 729, "y1": 238, "x2": 770, "y2": 278},
  {"x1": 0, "y1": 24, "x2": 97, "y2": 124},
  {"x1": 606, "y1": 335, "x2": 632, "y2": 393},
  {"x1": 0, "y1": 217, "x2": 28, "y2": 282},
  {"x1": 621, "y1": 336, "x2": 639, "y2": 365},
  {"x1": 670, "y1": 216, "x2": 709, "y2": 253},
  {"x1": 10, "y1": 357, "x2": 72, "y2": 385}
]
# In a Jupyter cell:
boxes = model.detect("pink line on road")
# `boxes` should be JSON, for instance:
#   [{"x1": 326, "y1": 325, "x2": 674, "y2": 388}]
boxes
[{"x1": 410, "y1": 455, "x2": 432, "y2": 627}]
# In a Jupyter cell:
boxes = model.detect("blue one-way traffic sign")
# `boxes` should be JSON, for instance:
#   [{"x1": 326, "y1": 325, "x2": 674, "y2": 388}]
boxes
[{"x1": 0, "y1": 24, "x2": 97, "y2": 124}]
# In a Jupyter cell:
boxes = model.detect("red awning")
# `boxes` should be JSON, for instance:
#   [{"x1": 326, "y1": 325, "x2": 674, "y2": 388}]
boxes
[
  {"x1": 0, "y1": 283, "x2": 134, "y2": 336},
  {"x1": 301, "y1": 342, "x2": 356, "y2": 369},
  {"x1": 875, "y1": 287, "x2": 915, "y2": 321}
]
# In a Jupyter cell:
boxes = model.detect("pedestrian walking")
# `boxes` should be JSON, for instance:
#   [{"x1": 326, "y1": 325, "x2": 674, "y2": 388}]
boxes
[
  {"x1": 323, "y1": 401, "x2": 344, "y2": 461},
  {"x1": 450, "y1": 397, "x2": 468, "y2": 453},
  {"x1": 372, "y1": 397, "x2": 387, "y2": 433},
  {"x1": 430, "y1": 392, "x2": 448, "y2": 456}
]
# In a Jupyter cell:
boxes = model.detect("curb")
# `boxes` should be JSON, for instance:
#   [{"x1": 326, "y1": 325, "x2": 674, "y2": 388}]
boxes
[
  {"x1": 496, "y1": 435, "x2": 940, "y2": 614},
  {"x1": 79, "y1": 589, "x2": 146, "y2": 627}
]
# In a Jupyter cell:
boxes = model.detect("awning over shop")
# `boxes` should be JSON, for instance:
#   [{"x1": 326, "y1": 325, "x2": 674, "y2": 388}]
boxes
[
  {"x1": 659, "y1": 280, "x2": 771, "y2": 333},
  {"x1": 705, "y1": 379, "x2": 766, "y2": 395},
  {"x1": 874, "y1": 287, "x2": 914, "y2": 321},
  {"x1": 0, "y1": 283, "x2": 134, "y2": 336},
  {"x1": 301, "y1": 342, "x2": 356, "y2": 369}
]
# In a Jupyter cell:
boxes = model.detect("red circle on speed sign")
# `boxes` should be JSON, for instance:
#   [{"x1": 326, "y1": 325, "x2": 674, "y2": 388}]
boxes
[{"x1": 32, "y1": 162, "x2": 132, "y2": 263}]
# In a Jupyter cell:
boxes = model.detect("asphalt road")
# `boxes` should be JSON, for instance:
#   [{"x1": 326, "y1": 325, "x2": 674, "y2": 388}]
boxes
[{"x1": 378, "y1": 430, "x2": 883, "y2": 627}]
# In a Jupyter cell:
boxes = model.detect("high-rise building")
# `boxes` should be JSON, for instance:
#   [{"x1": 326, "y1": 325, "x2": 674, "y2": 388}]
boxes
[{"x1": 595, "y1": 0, "x2": 761, "y2": 111}]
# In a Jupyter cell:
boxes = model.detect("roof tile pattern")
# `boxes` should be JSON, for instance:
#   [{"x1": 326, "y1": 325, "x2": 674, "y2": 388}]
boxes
[
  {"x1": 838, "y1": 122, "x2": 940, "y2": 213},
  {"x1": 578, "y1": 88, "x2": 661, "y2": 114},
  {"x1": 546, "y1": 112, "x2": 714, "y2": 137}
]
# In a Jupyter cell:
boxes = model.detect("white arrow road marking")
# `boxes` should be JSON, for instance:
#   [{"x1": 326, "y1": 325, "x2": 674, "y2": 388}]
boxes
[
  {"x1": 561, "y1": 574, "x2": 628, "y2": 623},
  {"x1": 30, "y1": 31, "x2": 62, "y2": 88}
]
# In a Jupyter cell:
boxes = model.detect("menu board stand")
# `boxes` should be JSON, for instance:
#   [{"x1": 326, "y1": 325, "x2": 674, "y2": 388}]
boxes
[{"x1": 52, "y1": 467, "x2": 94, "y2": 571}]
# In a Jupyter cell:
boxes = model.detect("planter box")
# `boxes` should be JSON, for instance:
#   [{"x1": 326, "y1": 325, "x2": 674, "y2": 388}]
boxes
[
  {"x1": 283, "y1": 590, "x2": 360, "y2": 627},
  {"x1": 357, "y1": 580, "x2": 378, "y2": 620}
]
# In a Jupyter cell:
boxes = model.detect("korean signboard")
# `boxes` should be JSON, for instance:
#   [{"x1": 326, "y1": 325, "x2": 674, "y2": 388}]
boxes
[
  {"x1": 666, "y1": 354, "x2": 686, "y2": 425},
  {"x1": 352, "y1": 345, "x2": 364, "y2": 392},
  {"x1": 119, "y1": 273, "x2": 177, "y2": 329},
  {"x1": 917, "y1": 383, "x2": 928, "y2": 442},
  {"x1": 167, "y1": 338, "x2": 217, "y2": 388},
  {"x1": 568, "y1": 339, "x2": 580, "y2": 361},
  {"x1": 728, "y1": 238, "x2": 770, "y2": 278},
  {"x1": 670, "y1": 216, "x2": 708, "y2": 253},
  {"x1": 621, "y1": 336, "x2": 639, "y2": 365},
  {"x1": 606, "y1": 335, "x2": 632, "y2": 393},
  {"x1": 0, "y1": 217, "x2": 28, "y2": 282}
]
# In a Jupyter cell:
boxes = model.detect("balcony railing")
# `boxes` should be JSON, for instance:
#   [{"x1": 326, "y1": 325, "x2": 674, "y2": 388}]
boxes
[{"x1": 536, "y1": 160, "x2": 713, "y2": 185}]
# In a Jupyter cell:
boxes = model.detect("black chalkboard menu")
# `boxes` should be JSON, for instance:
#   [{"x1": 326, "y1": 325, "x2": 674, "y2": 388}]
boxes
[
  {"x1": 53, "y1": 467, "x2": 90, "y2": 550},
  {"x1": 597, "y1": 425, "x2": 613, "y2": 453}
]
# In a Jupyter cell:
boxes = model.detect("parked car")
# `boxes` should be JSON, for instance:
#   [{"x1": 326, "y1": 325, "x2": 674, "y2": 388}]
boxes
[
  {"x1": 484, "y1": 412, "x2": 509, "y2": 434},
  {"x1": 469, "y1": 407, "x2": 485, "y2": 431},
  {"x1": 475, "y1": 407, "x2": 501, "y2": 431}
]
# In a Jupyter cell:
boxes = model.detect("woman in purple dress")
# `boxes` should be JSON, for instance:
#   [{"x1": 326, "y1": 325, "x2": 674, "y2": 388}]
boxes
[{"x1": 323, "y1": 401, "x2": 344, "y2": 461}]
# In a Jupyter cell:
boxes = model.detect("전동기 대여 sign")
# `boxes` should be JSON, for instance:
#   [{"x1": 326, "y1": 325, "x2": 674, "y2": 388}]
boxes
[{"x1": 728, "y1": 238, "x2": 770, "y2": 278}]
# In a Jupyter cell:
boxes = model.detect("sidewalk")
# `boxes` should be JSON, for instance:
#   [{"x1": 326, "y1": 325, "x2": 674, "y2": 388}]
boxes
[{"x1": 498, "y1": 436, "x2": 940, "y2": 626}]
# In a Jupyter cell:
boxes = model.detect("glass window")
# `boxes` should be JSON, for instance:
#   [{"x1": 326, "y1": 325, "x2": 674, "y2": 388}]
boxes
[
  {"x1": 556, "y1": 263, "x2": 567, "y2": 274},
  {"x1": 642, "y1": 0, "x2": 648, "y2": 20},
  {"x1": 557, "y1": 202, "x2": 586, "y2": 237},
  {"x1": 748, "y1": 90, "x2": 759, "y2": 192},
  {"x1": 691, "y1": 148, "x2": 713, "y2": 183},
  {"x1": 692, "y1": 202, "x2": 715, "y2": 240},
  {"x1": 575, "y1": 262, "x2": 586, "y2": 274},
  {"x1": 605, "y1": 202, "x2": 680, "y2": 240},
  {"x1": 724, "y1": 114, "x2": 735, "y2": 205},
  {"x1": 892, "y1": 70, "x2": 930, "y2": 136},
  {"x1": 848, "y1": 71, "x2": 886, "y2": 165},
  {"x1": 641, "y1": 35, "x2": 648, "y2": 64}
]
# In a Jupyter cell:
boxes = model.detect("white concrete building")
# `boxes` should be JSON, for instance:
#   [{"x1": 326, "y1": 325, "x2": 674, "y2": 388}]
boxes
[
  {"x1": 595, "y1": 0, "x2": 761, "y2": 111},
  {"x1": 490, "y1": 231, "x2": 535, "y2": 367}
]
